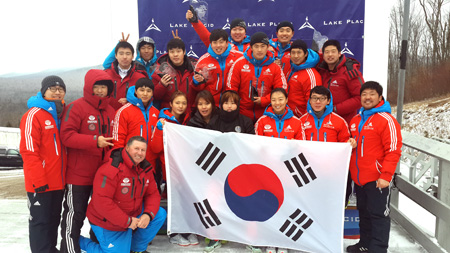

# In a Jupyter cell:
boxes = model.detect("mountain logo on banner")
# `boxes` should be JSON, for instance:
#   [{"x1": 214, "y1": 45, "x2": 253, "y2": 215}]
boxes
[
  {"x1": 341, "y1": 42, "x2": 354, "y2": 56},
  {"x1": 187, "y1": 45, "x2": 199, "y2": 58},
  {"x1": 298, "y1": 17, "x2": 315, "y2": 30},
  {"x1": 194, "y1": 199, "x2": 222, "y2": 229},
  {"x1": 146, "y1": 18, "x2": 162, "y2": 32},
  {"x1": 283, "y1": 153, "x2": 317, "y2": 187},
  {"x1": 222, "y1": 18, "x2": 230, "y2": 30},
  {"x1": 279, "y1": 208, "x2": 314, "y2": 241}
]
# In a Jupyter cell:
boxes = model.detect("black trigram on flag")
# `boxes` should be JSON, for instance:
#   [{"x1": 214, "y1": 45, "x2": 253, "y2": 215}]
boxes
[
  {"x1": 193, "y1": 199, "x2": 222, "y2": 229},
  {"x1": 284, "y1": 153, "x2": 317, "y2": 187},
  {"x1": 195, "y1": 142, "x2": 227, "y2": 175},
  {"x1": 279, "y1": 208, "x2": 314, "y2": 241}
]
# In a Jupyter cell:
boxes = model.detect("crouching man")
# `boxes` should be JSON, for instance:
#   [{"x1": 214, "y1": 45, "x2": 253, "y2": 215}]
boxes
[{"x1": 80, "y1": 136, "x2": 166, "y2": 253}]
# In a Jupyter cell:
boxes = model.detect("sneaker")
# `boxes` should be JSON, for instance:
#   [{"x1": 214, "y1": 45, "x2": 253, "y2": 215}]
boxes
[
  {"x1": 169, "y1": 234, "x2": 190, "y2": 246},
  {"x1": 187, "y1": 234, "x2": 199, "y2": 245},
  {"x1": 266, "y1": 247, "x2": 276, "y2": 253},
  {"x1": 247, "y1": 245, "x2": 262, "y2": 253},
  {"x1": 204, "y1": 240, "x2": 221, "y2": 252},
  {"x1": 277, "y1": 248, "x2": 288, "y2": 253},
  {"x1": 346, "y1": 243, "x2": 369, "y2": 252}
]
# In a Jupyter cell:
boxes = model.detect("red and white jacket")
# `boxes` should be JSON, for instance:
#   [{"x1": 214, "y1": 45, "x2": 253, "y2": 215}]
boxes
[
  {"x1": 112, "y1": 86, "x2": 160, "y2": 169},
  {"x1": 227, "y1": 49, "x2": 287, "y2": 122},
  {"x1": 20, "y1": 93, "x2": 67, "y2": 193},
  {"x1": 349, "y1": 100, "x2": 402, "y2": 186},
  {"x1": 86, "y1": 148, "x2": 160, "y2": 231},
  {"x1": 104, "y1": 61, "x2": 148, "y2": 111},
  {"x1": 255, "y1": 105, "x2": 305, "y2": 140},
  {"x1": 193, "y1": 44, "x2": 243, "y2": 106},
  {"x1": 316, "y1": 55, "x2": 364, "y2": 124},
  {"x1": 61, "y1": 69, "x2": 115, "y2": 185},
  {"x1": 300, "y1": 97, "x2": 350, "y2": 143}
]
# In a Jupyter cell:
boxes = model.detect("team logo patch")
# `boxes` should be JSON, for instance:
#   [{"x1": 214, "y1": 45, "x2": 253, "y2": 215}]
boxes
[
  {"x1": 243, "y1": 64, "x2": 249, "y2": 69},
  {"x1": 284, "y1": 125, "x2": 294, "y2": 132},
  {"x1": 208, "y1": 63, "x2": 215, "y2": 67},
  {"x1": 45, "y1": 120, "x2": 51, "y2": 126},
  {"x1": 350, "y1": 123, "x2": 356, "y2": 131},
  {"x1": 88, "y1": 123, "x2": 96, "y2": 131},
  {"x1": 264, "y1": 125, "x2": 271, "y2": 130},
  {"x1": 121, "y1": 187, "x2": 129, "y2": 194},
  {"x1": 89, "y1": 115, "x2": 95, "y2": 121},
  {"x1": 235, "y1": 126, "x2": 242, "y2": 133}
]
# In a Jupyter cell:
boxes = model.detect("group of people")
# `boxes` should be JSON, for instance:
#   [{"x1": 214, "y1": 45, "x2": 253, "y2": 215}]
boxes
[{"x1": 19, "y1": 7, "x2": 402, "y2": 253}]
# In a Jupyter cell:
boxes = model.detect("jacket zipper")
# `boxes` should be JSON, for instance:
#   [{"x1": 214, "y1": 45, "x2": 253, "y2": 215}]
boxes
[
  {"x1": 53, "y1": 134, "x2": 59, "y2": 156},
  {"x1": 361, "y1": 136, "x2": 365, "y2": 157},
  {"x1": 97, "y1": 116, "x2": 102, "y2": 136},
  {"x1": 261, "y1": 81, "x2": 264, "y2": 97},
  {"x1": 186, "y1": 78, "x2": 189, "y2": 94},
  {"x1": 174, "y1": 77, "x2": 178, "y2": 91},
  {"x1": 114, "y1": 81, "x2": 117, "y2": 98},
  {"x1": 131, "y1": 177, "x2": 135, "y2": 198},
  {"x1": 324, "y1": 132, "x2": 327, "y2": 142},
  {"x1": 216, "y1": 73, "x2": 220, "y2": 90}
]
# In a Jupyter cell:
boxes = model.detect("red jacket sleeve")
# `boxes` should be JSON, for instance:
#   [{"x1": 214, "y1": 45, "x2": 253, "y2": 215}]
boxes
[
  {"x1": 254, "y1": 117, "x2": 264, "y2": 136},
  {"x1": 152, "y1": 71, "x2": 170, "y2": 101},
  {"x1": 191, "y1": 20, "x2": 211, "y2": 48},
  {"x1": 335, "y1": 70, "x2": 364, "y2": 115},
  {"x1": 142, "y1": 171, "x2": 161, "y2": 219},
  {"x1": 150, "y1": 127, "x2": 164, "y2": 154},
  {"x1": 91, "y1": 166, "x2": 131, "y2": 229},
  {"x1": 294, "y1": 122, "x2": 306, "y2": 140},
  {"x1": 112, "y1": 105, "x2": 129, "y2": 148},
  {"x1": 260, "y1": 64, "x2": 287, "y2": 107},
  {"x1": 20, "y1": 111, "x2": 47, "y2": 189},
  {"x1": 60, "y1": 103, "x2": 98, "y2": 150},
  {"x1": 379, "y1": 115, "x2": 402, "y2": 182},
  {"x1": 226, "y1": 58, "x2": 242, "y2": 91},
  {"x1": 336, "y1": 117, "x2": 351, "y2": 143}
]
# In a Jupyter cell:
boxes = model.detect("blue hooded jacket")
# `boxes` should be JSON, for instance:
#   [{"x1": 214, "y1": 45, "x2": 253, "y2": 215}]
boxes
[
  {"x1": 156, "y1": 108, "x2": 183, "y2": 130},
  {"x1": 27, "y1": 92, "x2": 62, "y2": 130},
  {"x1": 243, "y1": 47, "x2": 276, "y2": 79},
  {"x1": 193, "y1": 44, "x2": 232, "y2": 86},
  {"x1": 269, "y1": 38, "x2": 291, "y2": 58},
  {"x1": 357, "y1": 99, "x2": 392, "y2": 133},
  {"x1": 306, "y1": 93, "x2": 334, "y2": 139},
  {"x1": 230, "y1": 35, "x2": 251, "y2": 52},
  {"x1": 287, "y1": 49, "x2": 320, "y2": 81},
  {"x1": 262, "y1": 105, "x2": 295, "y2": 138}
]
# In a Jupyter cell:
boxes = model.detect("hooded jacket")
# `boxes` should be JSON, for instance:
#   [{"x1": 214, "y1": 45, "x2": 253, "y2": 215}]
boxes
[
  {"x1": 152, "y1": 54, "x2": 198, "y2": 113},
  {"x1": 112, "y1": 86, "x2": 160, "y2": 168},
  {"x1": 255, "y1": 105, "x2": 305, "y2": 140},
  {"x1": 269, "y1": 38, "x2": 291, "y2": 60},
  {"x1": 187, "y1": 107, "x2": 220, "y2": 130},
  {"x1": 349, "y1": 100, "x2": 402, "y2": 186},
  {"x1": 281, "y1": 49, "x2": 322, "y2": 117},
  {"x1": 300, "y1": 94, "x2": 350, "y2": 143},
  {"x1": 60, "y1": 69, "x2": 116, "y2": 185},
  {"x1": 316, "y1": 55, "x2": 364, "y2": 124},
  {"x1": 20, "y1": 92, "x2": 67, "y2": 193},
  {"x1": 227, "y1": 48, "x2": 288, "y2": 122},
  {"x1": 104, "y1": 60, "x2": 148, "y2": 111},
  {"x1": 86, "y1": 148, "x2": 160, "y2": 231},
  {"x1": 193, "y1": 44, "x2": 243, "y2": 106},
  {"x1": 190, "y1": 19, "x2": 251, "y2": 52}
]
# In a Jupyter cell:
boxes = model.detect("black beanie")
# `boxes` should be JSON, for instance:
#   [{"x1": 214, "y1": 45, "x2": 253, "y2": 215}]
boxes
[
  {"x1": 41, "y1": 75, "x2": 66, "y2": 95},
  {"x1": 135, "y1": 78, "x2": 154, "y2": 91},
  {"x1": 276, "y1": 21, "x2": 294, "y2": 32},
  {"x1": 290, "y1": 39, "x2": 308, "y2": 54},
  {"x1": 167, "y1": 38, "x2": 186, "y2": 51},
  {"x1": 250, "y1": 32, "x2": 270, "y2": 47},
  {"x1": 230, "y1": 18, "x2": 246, "y2": 30}
]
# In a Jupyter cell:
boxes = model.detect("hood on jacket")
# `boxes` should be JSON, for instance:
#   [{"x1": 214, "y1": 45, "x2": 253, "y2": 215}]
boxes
[
  {"x1": 269, "y1": 38, "x2": 291, "y2": 56},
  {"x1": 306, "y1": 93, "x2": 334, "y2": 129},
  {"x1": 207, "y1": 43, "x2": 232, "y2": 60},
  {"x1": 290, "y1": 49, "x2": 320, "y2": 71},
  {"x1": 230, "y1": 35, "x2": 251, "y2": 45},
  {"x1": 158, "y1": 108, "x2": 180, "y2": 124},
  {"x1": 243, "y1": 47, "x2": 276, "y2": 67},
  {"x1": 27, "y1": 91, "x2": 63, "y2": 129},
  {"x1": 126, "y1": 86, "x2": 154, "y2": 110},
  {"x1": 136, "y1": 34, "x2": 158, "y2": 68},
  {"x1": 263, "y1": 104, "x2": 294, "y2": 121},
  {"x1": 84, "y1": 69, "x2": 113, "y2": 110},
  {"x1": 317, "y1": 54, "x2": 361, "y2": 73},
  {"x1": 156, "y1": 53, "x2": 196, "y2": 73},
  {"x1": 357, "y1": 99, "x2": 391, "y2": 132}
]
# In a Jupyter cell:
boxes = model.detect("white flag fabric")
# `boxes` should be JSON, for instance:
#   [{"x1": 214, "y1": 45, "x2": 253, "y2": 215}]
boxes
[{"x1": 164, "y1": 123, "x2": 351, "y2": 253}]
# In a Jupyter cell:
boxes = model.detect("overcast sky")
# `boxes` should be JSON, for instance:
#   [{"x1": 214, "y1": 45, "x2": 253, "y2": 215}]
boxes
[{"x1": 1, "y1": 0, "x2": 139, "y2": 76}]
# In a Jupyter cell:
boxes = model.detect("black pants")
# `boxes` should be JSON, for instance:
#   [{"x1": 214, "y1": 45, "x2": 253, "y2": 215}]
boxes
[
  {"x1": 27, "y1": 190, "x2": 64, "y2": 253},
  {"x1": 60, "y1": 184, "x2": 92, "y2": 253},
  {"x1": 355, "y1": 181, "x2": 391, "y2": 253}
]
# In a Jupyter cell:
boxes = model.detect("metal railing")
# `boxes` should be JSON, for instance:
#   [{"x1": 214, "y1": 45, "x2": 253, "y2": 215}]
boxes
[{"x1": 391, "y1": 131, "x2": 450, "y2": 253}]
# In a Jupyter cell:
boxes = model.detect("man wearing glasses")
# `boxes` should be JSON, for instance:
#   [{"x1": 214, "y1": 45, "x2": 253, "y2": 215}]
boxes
[{"x1": 20, "y1": 75, "x2": 68, "y2": 252}]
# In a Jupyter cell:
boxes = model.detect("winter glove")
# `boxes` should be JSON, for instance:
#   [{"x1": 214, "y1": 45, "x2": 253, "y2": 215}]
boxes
[
  {"x1": 35, "y1": 184, "x2": 49, "y2": 193},
  {"x1": 188, "y1": 5, "x2": 198, "y2": 23}
]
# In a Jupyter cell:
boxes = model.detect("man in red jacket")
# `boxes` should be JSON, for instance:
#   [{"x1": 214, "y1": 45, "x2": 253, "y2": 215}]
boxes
[
  {"x1": 347, "y1": 81, "x2": 402, "y2": 253},
  {"x1": 59, "y1": 69, "x2": 116, "y2": 253},
  {"x1": 227, "y1": 32, "x2": 287, "y2": 122},
  {"x1": 105, "y1": 41, "x2": 148, "y2": 111},
  {"x1": 20, "y1": 75, "x2": 67, "y2": 253},
  {"x1": 80, "y1": 136, "x2": 166, "y2": 253},
  {"x1": 193, "y1": 29, "x2": 243, "y2": 106},
  {"x1": 316, "y1": 40, "x2": 364, "y2": 124}
]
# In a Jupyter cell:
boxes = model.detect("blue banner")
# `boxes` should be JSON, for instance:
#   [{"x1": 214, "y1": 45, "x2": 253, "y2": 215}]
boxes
[{"x1": 138, "y1": 0, "x2": 365, "y2": 71}]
